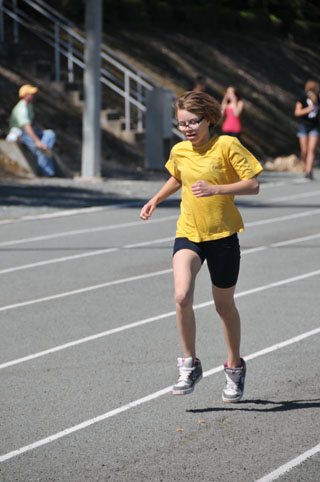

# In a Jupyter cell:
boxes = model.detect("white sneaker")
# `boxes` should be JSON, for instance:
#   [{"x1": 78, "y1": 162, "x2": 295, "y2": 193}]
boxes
[
  {"x1": 222, "y1": 358, "x2": 246, "y2": 403},
  {"x1": 172, "y1": 357, "x2": 203, "y2": 395}
]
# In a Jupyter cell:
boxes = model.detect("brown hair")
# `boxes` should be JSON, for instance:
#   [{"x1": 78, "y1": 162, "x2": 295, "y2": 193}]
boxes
[
  {"x1": 304, "y1": 80, "x2": 319, "y2": 95},
  {"x1": 174, "y1": 91, "x2": 222, "y2": 126}
]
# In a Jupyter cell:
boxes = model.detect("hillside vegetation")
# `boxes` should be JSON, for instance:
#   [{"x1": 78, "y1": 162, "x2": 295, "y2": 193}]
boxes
[
  {"x1": 1, "y1": 4, "x2": 319, "y2": 177},
  {"x1": 103, "y1": 23, "x2": 320, "y2": 161}
]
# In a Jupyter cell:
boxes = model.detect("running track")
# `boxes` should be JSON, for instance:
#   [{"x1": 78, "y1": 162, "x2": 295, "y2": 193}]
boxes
[{"x1": 1, "y1": 171, "x2": 319, "y2": 482}]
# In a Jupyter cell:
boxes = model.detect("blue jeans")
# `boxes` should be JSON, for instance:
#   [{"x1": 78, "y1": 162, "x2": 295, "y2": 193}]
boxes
[{"x1": 20, "y1": 129, "x2": 56, "y2": 176}]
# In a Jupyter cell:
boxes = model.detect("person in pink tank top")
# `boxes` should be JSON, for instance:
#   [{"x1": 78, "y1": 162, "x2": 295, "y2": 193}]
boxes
[{"x1": 221, "y1": 86, "x2": 244, "y2": 139}]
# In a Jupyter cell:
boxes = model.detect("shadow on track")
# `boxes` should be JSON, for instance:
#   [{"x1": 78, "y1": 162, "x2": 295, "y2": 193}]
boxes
[
  {"x1": 0, "y1": 183, "x2": 181, "y2": 209},
  {"x1": 187, "y1": 398, "x2": 320, "y2": 413}
]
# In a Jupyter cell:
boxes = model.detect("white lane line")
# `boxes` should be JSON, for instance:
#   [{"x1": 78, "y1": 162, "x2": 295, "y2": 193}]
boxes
[
  {"x1": 254, "y1": 190, "x2": 320, "y2": 205},
  {"x1": 259, "y1": 178, "x2": 315, "y2": 188},
  {"x1": 240, "y1": 190, "x2": 320, "y2": 207},
  {"x1": 186, "y1": 269, "x2": 320, "y2": 311},
  {"x1": 1, "y1": 207, "x2": 319, "y2": 248},
  {"x1": 270, "y1": 190, "x2": 320, "y2": 203},
  {"x1": 1, "y1": 206, "x2": 320, "y2": 276},
  {"x1": 0, "y1": 184, "x2": 319, "y2": 227},
  {"x1": 0, "y1": 215, "x2": 178, "y2": 247},
  {"x1": 1, "y1": 326, "x2": 319, "y2": 463},
  {"x1": 270, "y1": 232, "x2": 320, "y2": 247},
  {"x1": 0, "y1": 200, "x2": 146, "y2": 225},
  {"x1": 245, "y1": 208, "x2": 320, "y2": 227},
  {"x1": 240, "y1": 232, "x2": 320, "y2": 255},
  {"x1": 260, "y1": 181, "x2": 288, "y2": 189},
  {"x1": 255, "y1": 442, "x2": 320, "y2": 482},
  {"x1": 0, "y1": 247, "x2": 118, "y2": 274},
  {"x1": 0, "y1": 236, "x2": 174, "y2": 275},
  {"x1": 0, "y1": 309, "x2": 176, "y2": 369},
  {"x1": 0, "y1": 230, "x2": 318, "y2": 314},
  {"x1": 1, "y1": 268, "x2": 320, "y2": 370},
  {"x1": 0, "y1": 268, "x2": 173, "y2": 315}
]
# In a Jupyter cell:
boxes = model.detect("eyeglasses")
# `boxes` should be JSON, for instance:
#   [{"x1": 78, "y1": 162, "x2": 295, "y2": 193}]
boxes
[{"x1": 176, "y1": 117, "x2": 204, "y2": 130}]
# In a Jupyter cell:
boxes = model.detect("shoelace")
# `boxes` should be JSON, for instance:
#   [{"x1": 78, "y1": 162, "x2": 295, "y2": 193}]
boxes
[
  {"x1": 225, "y1": 370, "x2": 241, "y2": 390},
  {"x1": 177, "y1": 366, "x2": 195, "y2": 384}
]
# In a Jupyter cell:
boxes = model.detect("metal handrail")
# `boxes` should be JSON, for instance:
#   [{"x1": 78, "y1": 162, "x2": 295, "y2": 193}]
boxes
[
  {"x1": 22, "y1": 0, "x2": 158, "y2": 90},
  {"x1": 1, "y1": 0, "x2": 184, "y2": 139},
  {"x1": 3, "y1": 6, "x2": 147, "y2": 114},
  {"x1": 1, "y1": 0, "x2": 156, "y2": 131},
  {"x1": 25, "y1": 0, "x2": 159, "y2": 86}
]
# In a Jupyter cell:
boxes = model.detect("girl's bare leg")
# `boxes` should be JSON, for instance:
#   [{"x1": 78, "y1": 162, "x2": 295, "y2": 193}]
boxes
[
  {"x1": 305, "y1": 135, "x2": 319, "y2": 174},
  {"x1": 299, "y1": 136, "x2": 308, "y2": 164},
  {"x1": 173, "y1": 249, "x2": 202, "y2": 358},
  {"x1": 212, "y1": 284, "x2": 241, "y2": 368}
]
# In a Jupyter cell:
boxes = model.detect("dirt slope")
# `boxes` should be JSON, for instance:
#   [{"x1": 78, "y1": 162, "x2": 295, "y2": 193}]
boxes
[
  {"x1": 0, "y1": 23, "x2": 319, "y2": 178},
  {"x1": 104, "y1": 26, "x2": 320, "y2": 161}
]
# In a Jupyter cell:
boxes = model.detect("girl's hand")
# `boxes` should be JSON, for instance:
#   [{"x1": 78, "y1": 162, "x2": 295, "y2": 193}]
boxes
[
  {"x1": 140, "y1": 201, "x2": 156, "y2": 220},
  {"x1": 191, "y1": 180, "x2": 218, "y2": 197}
]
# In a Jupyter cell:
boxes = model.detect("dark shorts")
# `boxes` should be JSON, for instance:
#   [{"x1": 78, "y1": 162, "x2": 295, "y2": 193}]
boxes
[
  {"x1": 173, "y1": 234, "x2": 241, "y2": 289},
  {"x1": 297, "y1": 124, "x2": 319, "y2": 137}
]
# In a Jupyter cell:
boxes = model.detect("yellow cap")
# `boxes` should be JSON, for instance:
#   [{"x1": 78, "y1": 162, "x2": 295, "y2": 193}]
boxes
[{"x1": 19, "y1": 84, "x2": 38, "y2": 98}]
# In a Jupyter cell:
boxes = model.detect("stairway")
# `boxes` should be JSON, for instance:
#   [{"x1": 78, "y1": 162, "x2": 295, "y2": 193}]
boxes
[{"x1": 0, "y1": 0, "x2": 164, "y2": 147}]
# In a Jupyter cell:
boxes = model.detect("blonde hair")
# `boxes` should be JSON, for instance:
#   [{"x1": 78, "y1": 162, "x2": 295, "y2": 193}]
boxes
[{"x1": 174, "y1": 91, "x2": 222, "y2": 126}]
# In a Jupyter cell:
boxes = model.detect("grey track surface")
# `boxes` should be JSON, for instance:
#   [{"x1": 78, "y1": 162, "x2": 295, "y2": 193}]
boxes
[{"x1": 0, "y1": 169, "x2": 320, "y2": 482}]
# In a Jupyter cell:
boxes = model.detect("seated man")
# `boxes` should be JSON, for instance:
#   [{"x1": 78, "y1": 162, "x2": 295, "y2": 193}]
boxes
[{"x1": 7, "y1": 84, "x2": 56, "y2": 176}]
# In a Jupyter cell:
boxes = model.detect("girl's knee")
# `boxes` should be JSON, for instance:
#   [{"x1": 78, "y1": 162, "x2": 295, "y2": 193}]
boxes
[
  {"x1": 175, "y1": 289, "x2": 193, "y2": 308},
  {"x1": 215, "y1": 301, "x2": 237, "y2": 319}
]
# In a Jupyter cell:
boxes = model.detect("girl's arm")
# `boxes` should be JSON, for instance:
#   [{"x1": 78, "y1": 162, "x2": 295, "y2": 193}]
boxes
[
  {"x1": 221, "y1": 94, "x2": 229, "y2": 114},
  {"x1": 191, "y1": 176, "x2": 259, "y2": 198},
  {"x1": 140, "y1": 176, "x2": 182, "y2": 220},
  {"x1": 233, "y1": 99, "x2": 244, "y2": 117},
  {"x1": 294, "y1": 101, "x2": 314, "y2": 117}
]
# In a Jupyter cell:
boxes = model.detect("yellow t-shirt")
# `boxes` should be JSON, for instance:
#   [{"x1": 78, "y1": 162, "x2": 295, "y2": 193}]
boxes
[{"x1": 165, "y1": 135, "x2": 263, "y2": 242}]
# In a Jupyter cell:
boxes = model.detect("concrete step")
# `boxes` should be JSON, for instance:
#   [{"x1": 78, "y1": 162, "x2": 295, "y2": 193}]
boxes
[
  {"x1": 100, "y1": 109, "x2": 122, "y2": 134},
  {"x1": 0, "y1": 140, "x2": 36, "y2": 178},
  {"x1": 66, "y1": 90, "x2": 83, "y2": 108},
  {"x1": 35, "y1": 59, "x2": 54, "y2": 79},
  {"x1": 100, "y1": 109, "x2": 145, "y2": 145},
  {"x1": 0, "y1": 140, "x2": 73, "y2": 178}
]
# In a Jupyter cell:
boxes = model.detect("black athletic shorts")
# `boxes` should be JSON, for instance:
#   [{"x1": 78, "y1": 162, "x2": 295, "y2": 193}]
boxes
[{"x1": 173, "y1": 234, "x2": 241, "y2": 289}]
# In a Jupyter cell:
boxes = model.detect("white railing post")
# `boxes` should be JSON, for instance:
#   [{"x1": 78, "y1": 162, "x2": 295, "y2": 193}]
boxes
[
  {"x1": 124, "y1": 71, "x2": 130, "y2": 131},
  {"x1": 145, "y1": 87, "x2": 173, "y2": 169},
  {"x1": 67, "y1": 32, "x2": 74, "y2": 83},
  {"x1": 81, "y1": 0, "x2": 102, "y2": 178},
  {"x1": 12, "y1": 0, "x2": 19, "y2": 43},
  {"x1": 137, "y1": 73, "x2": 143, "y2": 132},
  {"x1": 3, "y1": 0, "x2": 175, "y2": 143},
  {"x1": 54, "y1": 23, "x2": 60, "y2": 82}
]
